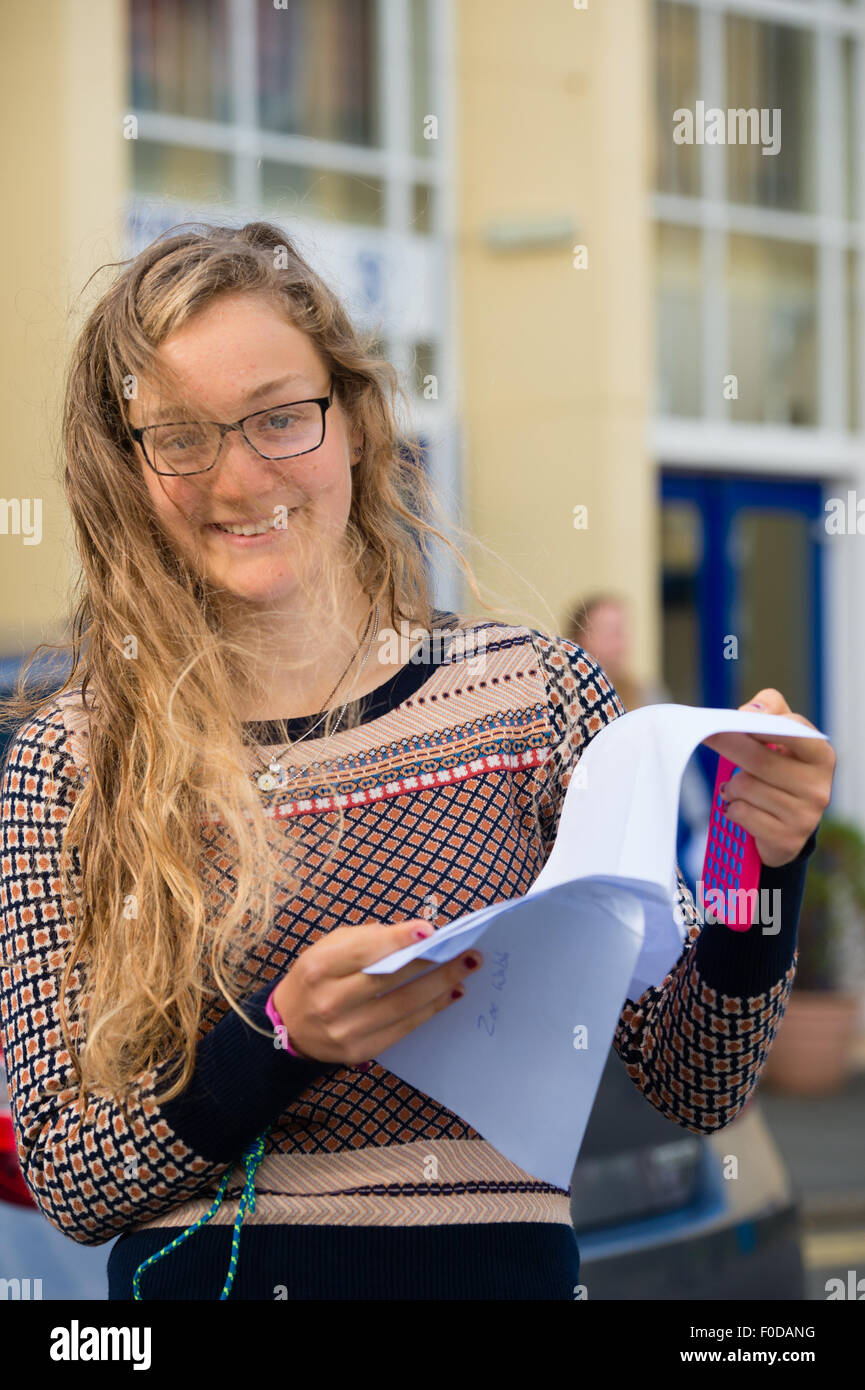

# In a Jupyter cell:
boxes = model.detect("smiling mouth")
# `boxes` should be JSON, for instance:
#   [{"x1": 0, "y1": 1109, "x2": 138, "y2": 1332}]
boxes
[{"x1": 208, "y1": 509, "x2": 300, "y2": 536}]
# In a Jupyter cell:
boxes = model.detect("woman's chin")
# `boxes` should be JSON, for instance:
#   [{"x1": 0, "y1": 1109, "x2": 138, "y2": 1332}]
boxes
[{"x1": 204, "y1": 565, "x2": 301, "y2": 605}]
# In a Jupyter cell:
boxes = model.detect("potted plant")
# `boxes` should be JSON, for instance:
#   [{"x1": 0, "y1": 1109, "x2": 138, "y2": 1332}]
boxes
[{"x1": 761, "y1": 815, "x2": 865, "y2": 1095}]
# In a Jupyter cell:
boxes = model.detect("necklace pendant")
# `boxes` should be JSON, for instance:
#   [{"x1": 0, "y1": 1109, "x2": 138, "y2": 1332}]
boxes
[{"x1": 256, "y1": 761, "x2": 287, "y2": 792}]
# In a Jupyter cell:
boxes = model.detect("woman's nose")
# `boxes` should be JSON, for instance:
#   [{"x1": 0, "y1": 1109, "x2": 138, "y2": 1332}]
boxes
[{"x1": 212, "y1": 426, "x2": 288, "y2": 482}]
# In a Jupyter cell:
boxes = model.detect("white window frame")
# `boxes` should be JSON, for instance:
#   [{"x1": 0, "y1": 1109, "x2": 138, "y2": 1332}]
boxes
[{"x1": 652, "y1": 0, "x2": 865, "y2": 466}]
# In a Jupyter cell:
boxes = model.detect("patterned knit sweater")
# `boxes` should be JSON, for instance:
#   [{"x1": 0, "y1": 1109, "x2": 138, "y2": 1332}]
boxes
[{"x1": 0, "y1": 616, "x2": 815, "y2": 1300}]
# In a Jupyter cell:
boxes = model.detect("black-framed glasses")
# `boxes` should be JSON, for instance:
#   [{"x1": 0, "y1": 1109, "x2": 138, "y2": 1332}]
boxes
[{"x1": 130, "y1": 379, "x2": 335, "y2": 476}]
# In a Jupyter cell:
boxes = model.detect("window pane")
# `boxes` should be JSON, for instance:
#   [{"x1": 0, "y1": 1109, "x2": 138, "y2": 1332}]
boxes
[
  {"x1": 412, "y1": 341, "x2": 437, "y2": 397},
  {"x1": 725, "y1": 17, "x2": 815, "y2": 212},
  {"x1": 260, "y1": 161, "x2": 385, "y2": 226},
  {"x1": 849, "y1": 247, "x2": 861, "y2": 432},
  {"x1": 843, "y1": 35, "x2": 859, "y2": 221},
  {"x1": 654, "y1": 0, "x2": 700, "y2": 196},
  {"x1": 130, "y1": 0, "x2": 231, "y2": 121},
  {"x1": 257, "y1": 0, "x2": 379, "y2": 146},
  {"x1": 661, "y1": 501, "x2": 703, "y2": 707},
  {"x1": 727, "y1": 234, "x2": 817, "y2": 425},
  {"x1": 656, "y1": 223, "x2": 702, "y2": 416},
  {"x1": 411, "y1": 0, "x2": 433, "y2": 158},
  {"x1": 733, "y1": 510, "x2": 814, "y2": 720},
  {"x1": 131, "y1": 141, "x2": 233, "y2": 201},
  {"x1": 412, "y1": 183, "x2": 434, "y2": 233}
]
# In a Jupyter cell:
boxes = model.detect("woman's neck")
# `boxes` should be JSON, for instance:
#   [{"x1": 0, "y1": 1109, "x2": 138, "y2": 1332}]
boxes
[{"x1": 234, "y1": 592, "x2": 402, "y2": 722}]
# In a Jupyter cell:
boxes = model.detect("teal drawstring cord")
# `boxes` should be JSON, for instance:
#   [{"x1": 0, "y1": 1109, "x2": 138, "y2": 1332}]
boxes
[{"x1": 132, "y1": 1128, "x2": 269, "y2": 1301}]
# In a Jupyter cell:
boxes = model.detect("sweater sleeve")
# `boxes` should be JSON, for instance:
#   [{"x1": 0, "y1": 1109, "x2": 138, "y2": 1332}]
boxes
[
  {"x1": 0, "y1": 705, "x2": 337, "y2": 1246},
  {"x1": 529, "y1": 629, "x2": 819, "y2": 1135}
]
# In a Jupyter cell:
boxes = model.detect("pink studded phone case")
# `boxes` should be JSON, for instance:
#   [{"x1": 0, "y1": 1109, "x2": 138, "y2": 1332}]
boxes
[{"x1": 701, "y1": 755, "x2": 763, "y2": 931}]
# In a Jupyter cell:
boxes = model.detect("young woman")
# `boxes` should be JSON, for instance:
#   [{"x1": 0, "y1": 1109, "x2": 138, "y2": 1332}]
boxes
[{"x1": 0, "y1": 222, "x2": 834, "y2": 1301}]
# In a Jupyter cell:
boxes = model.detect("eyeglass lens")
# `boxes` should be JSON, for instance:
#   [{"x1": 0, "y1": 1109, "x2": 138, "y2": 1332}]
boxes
[{"x1": 145, "y1": 402, "x2": 325, "y2": 474}]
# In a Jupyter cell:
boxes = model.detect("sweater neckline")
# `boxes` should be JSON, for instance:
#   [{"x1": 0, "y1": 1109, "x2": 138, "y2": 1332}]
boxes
[{"x1": 242, "y1": 610, "x2": 459, "y2": 746}]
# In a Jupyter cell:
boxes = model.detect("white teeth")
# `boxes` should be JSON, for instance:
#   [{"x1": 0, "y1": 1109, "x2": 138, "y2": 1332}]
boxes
[{"x1": 214, "y1": 516, "x2": 286, "y2": 536}]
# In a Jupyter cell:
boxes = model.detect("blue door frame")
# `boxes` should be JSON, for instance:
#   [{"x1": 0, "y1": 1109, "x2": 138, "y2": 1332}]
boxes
[{"x1": 660, "y1": 473, "x2": 824, "y2": 731}]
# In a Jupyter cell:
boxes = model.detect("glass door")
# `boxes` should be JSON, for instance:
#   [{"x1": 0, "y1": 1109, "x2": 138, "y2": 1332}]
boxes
[
  {"x1": 660, "y1": 473, "x2": 824, "y2": 725},
  {"x1": 660, "y1": 472, "x2": 825, "y2": 886}
]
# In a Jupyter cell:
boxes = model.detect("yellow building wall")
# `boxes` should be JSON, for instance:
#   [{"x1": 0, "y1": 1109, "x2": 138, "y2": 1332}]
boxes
[
  {"x1": 455, "y1": 0, "x2": 658, "y2": 681},
  {"x1": 0, "y1": 0, "x2": 128, "y2": 654}
]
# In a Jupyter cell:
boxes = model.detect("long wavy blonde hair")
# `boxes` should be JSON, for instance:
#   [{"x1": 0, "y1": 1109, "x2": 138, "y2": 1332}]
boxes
[{"x1": 0, "y1": 220, "x2": 548, "y2": 1118}]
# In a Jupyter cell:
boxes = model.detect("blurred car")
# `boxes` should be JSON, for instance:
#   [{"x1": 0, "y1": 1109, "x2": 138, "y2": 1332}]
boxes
[
  {"x1": 0, "y1": 649, "x2": 804, "y2": 1299},
  {"x1": 570, "y1": 1046, "x2": 805, "y2": 1299}
]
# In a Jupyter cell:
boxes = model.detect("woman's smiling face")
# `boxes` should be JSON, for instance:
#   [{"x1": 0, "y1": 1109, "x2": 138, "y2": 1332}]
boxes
[{"x1": 129, "y1": 291, "x2": 361, "y2": 605}]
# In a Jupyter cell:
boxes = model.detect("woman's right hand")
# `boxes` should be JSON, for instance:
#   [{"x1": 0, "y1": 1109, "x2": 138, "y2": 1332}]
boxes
[{"x1": 271, "y1": 918, "x2": 483, "y2": 1065}]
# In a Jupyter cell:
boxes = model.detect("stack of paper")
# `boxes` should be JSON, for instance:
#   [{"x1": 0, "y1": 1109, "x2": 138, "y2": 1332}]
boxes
[{"x1": 363, "y1": 706, "x2": 827, "y2": 1187}]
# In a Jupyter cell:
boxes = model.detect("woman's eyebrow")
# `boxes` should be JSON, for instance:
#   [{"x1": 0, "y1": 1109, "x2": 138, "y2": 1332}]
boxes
[
  {"x1": 147, "y1": 373, "x2": 309, "y2": 423},
  {"x1": 241, "y1": 372, "x2": 308, "y2": 405}
]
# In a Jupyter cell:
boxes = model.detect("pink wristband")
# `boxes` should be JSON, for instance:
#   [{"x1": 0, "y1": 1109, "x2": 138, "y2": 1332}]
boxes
[
  {"x1": 265, "y1": 985, "x2": 372, "y2": 1072},
  {"x1": 265, "y1": 985, "x2": 306, "y2": 1059}
]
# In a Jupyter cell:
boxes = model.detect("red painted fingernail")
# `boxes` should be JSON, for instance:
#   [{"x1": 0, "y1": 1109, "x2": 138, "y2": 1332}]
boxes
[
  {"x1": 464, "y1": 955, "x2": 479, "y2": 970},
  {"x1": 356, "y1": 1061, "x2": 372, "y2": 1072},
  {"x1": 451, "y1": 988, "x2": 464, "y2": 1001},
  {"x1": 414, "y1": 925, "x2": 432, "y2": 940}
]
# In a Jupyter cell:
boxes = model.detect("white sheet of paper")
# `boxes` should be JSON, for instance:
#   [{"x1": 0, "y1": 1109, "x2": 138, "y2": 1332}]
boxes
[{"x1": 363, "y1": 706, "x2": 827, "y2": 1187}]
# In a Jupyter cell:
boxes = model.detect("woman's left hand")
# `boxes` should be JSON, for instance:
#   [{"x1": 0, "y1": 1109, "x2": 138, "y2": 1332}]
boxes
[{"x1": 701, "y1": 688, "x2": 836, "y2": 869}]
